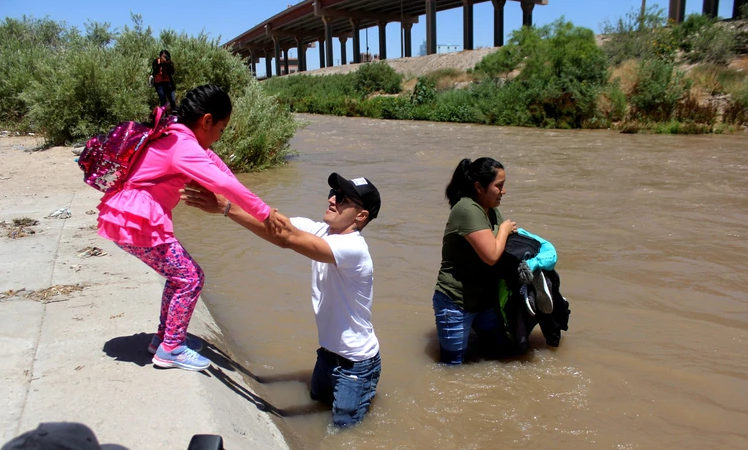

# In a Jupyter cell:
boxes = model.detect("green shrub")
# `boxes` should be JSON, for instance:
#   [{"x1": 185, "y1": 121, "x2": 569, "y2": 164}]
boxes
[
  {"x1": 652, "y1": 120, "x2": 712, "y2": 134},
  {"x1": 628, "y1": 59, "x2": 688, "y2": 122},
  {"x1": 723, "y1": 85, "x2": 748, "y2": 125},
  {"x1": 4, "y1": 14, "x2": 296, "y2": 172},
  {"x1": 0, "y1": 16, "x2": 68, "y2": 127},
  {"x1": 470, "y1": 79, "x2": 532, "y2": 126},
  {"x1": 601, "y1": 6, "x2": 673, "y2": 65},
  {"x1": 603, "y1": 80, "x2": 628, "y2": 122},
  {"x1": 158, "y1": 29, "x2": 253, "y2": 99},
  {"x1": 672, "y1": 14, "x2": 714, "y2": 52},
  {"x1": 472, "y1": 43, "x2": 524, "y2": 78},
  {"x1": 354, "y1": 62, "x2": 402, "y2": 96},
  {"x1": 682, "y1": 22, "x2": 737, "y2": 65},
  {"x1": 411, "y1": 77, "x2": 437, "y2": 105},
  {"x1": 213, "y1": 77, "x2": 300, "y2": 172},
  {"x1": 470, "y1": 20, "x2": 608, "y2": 129},
  {"x1": 263, "y1": 73, "x2": 357, "y2": 103},
  {"x1": 378, "y1": 97, "x2": 414, "y2": 120},
  {"x1": 432, "y1": 90, "x2": 481, "y2": 123},
  {"x1": 21, "y1": 38, "x2": 154, "y2": 145}
]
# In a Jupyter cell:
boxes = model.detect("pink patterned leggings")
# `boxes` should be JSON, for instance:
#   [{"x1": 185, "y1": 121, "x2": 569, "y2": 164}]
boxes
[{"x1": 117, "y1": 241, "x2": 204, "y2": 348}]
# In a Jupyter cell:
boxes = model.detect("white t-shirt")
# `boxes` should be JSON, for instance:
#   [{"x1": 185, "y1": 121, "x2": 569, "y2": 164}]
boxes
[{"x1": 291, "y1": 217, "x2": 379, "y2": 361}]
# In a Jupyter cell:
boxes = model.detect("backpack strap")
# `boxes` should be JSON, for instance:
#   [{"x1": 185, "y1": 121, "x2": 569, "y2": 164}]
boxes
[{"x1": 151, "y1": 106, "x2": 166, "y2": 131}]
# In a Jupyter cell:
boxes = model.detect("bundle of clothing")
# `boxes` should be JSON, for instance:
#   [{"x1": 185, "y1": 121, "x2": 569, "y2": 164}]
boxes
[{"x1": 496, "y1": 229, "x2": 571, "y2": 355}]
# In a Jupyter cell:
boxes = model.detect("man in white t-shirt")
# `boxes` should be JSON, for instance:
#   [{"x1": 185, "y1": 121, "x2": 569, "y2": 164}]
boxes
[{"x1": 181, "y1": 173, "x2": 382, "y2": 428}]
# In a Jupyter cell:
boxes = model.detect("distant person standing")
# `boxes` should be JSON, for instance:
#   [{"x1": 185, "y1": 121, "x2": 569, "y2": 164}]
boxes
[{"x1": 152, "y1": 50, "x2": 177, "y2": 110}]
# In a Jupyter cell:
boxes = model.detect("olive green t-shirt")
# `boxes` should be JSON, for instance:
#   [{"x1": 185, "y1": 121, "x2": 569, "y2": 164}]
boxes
[{"x1": 435, "y1": 197, "x2": 504, "y2": 313}]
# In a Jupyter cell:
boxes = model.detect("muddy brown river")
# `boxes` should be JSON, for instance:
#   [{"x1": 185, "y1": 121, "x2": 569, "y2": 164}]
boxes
[{"x1": 176, "y1": 114, "x2": 748, "y2": 449}]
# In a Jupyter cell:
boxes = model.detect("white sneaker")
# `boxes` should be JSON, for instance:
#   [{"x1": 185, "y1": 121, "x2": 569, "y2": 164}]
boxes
[{"x1": 532, "y1": 271, "x2": 553, "y2": 314}]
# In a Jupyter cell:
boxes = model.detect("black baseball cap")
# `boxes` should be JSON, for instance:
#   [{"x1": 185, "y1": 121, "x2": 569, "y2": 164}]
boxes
[
  {"x1": 328, "y1": 173, "x2": 381, "y2": 220},
  {"x1": 1, "y1": 422, "x2": 122, "y2": 450}
]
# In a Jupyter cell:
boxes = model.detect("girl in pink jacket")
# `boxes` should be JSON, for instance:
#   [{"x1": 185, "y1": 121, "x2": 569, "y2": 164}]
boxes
[{"x1": 97, "y1": 84, "x2": 279, "y2": 371}]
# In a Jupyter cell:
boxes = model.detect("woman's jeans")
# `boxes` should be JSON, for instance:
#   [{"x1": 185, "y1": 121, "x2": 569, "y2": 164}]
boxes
[
  {"x1": 155, "y1": 83, "x2": 177, "y2": 110},
  {"x1": 432, "y1": 290, "x2": 508, "y2": 365},
  {"x1": 311, "y1": 348, "x2": 381, "y2": 427}
]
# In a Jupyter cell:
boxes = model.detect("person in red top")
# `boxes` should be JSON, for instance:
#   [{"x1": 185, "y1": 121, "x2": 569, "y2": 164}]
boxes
[{"x1": 152, "y1": 49, "x2": 177, "y2": 110}]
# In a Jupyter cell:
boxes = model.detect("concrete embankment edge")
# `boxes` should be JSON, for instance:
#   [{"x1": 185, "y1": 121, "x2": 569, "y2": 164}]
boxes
[{"x1": 0, "y1": 143, "x2": 289, "y2": 449}]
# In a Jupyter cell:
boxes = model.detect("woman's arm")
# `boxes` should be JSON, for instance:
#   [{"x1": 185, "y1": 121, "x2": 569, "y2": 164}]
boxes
[{"x1": 464, "y1": 219, "x2": 517, "y2": 265}]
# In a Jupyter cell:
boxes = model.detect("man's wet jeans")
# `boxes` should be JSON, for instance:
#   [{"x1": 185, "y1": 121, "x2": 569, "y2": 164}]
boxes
[
  {"x1": 311, "y1": 348, "x2": 381, "y2": 427},
  {"x1": 432, "y1": 290, "x2": 507, "y2": 365}
]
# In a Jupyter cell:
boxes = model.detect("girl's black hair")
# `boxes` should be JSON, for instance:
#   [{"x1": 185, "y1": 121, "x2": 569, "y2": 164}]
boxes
[
  {"x1": 175, "y1": 84, "x2": 232, "y2": 128},
  {"x1": 445, "y1": 157, "x2": 504, "y2": 208},
  {"x1": 159, "y1": 49, "x2": 171, "y2": 61}
]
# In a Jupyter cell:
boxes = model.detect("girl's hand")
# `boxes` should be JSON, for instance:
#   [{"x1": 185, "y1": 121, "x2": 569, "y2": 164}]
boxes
[{"x1": 263, "y1": 208, "x2": 286, "y2": 236}]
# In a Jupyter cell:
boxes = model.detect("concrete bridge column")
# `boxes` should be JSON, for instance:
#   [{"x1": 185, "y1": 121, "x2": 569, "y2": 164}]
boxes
[
  {"x1": 403, "y1": 23, "x2": 413, "y2": 57},
  {"x1": 318, "y1": 37, "x2": 325, "y2": 69},
  {"x1": 736, "y1": 0, "x2": 748, "y2": 18},
  {"x1": 323, "y1": 17, "x2": 334, "y2": 67},
  {"x1": 351, "y1": 19, "x2": 361, "y2": 63},
  {"x1": 283, "y1": 48, "x2": 290, "y2": 75},
  {"x1": 340, "y1": 37, "x2": 348, "y2": 65},
  {"x1": 703, "y1": 0, "x2": 719, "y2": 17},
  {"x1": 463, "y1": 0, "x2": 474, "y2": 50},
  {"x1": 669, "y1": 0, "x2": 686, "y2": 23},
  {"x1": 273, "y1": 37, "x2": 281, "y2": 76},
  {"x1": 264, "y1": 52, "x2": 272, "y2": 79},
  {"x1": 521, "y1": 1, "x2": 535, "y2": 27},
  {"x1": 492, "y1": 0, "x2": 506, "y2": 47},
  {"x1": 296, "y1": 38, "x2": 306, "y2": 72},
  {"x1": 248, "y1": 52, "x2": 257, "y2": 77},
  {"x1": 378, "y1": 21, "x2": 388, "y2": 60},
  {"x1": 426, "y1": 0, "x2": 437, "y2": 55}
]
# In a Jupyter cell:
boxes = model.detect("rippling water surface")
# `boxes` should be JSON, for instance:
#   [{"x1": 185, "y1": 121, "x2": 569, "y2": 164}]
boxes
[{"x1": 177, "y1": 115, "x2": 748, "y2": 449}]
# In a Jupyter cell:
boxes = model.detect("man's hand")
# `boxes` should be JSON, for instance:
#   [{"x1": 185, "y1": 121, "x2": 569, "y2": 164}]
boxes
[
  {"x1": 263, "y1": 208, "x2": 290, "y2": 237},
  {"x1": 180, "y1": 181, "x2": 226, "y2": 214}
]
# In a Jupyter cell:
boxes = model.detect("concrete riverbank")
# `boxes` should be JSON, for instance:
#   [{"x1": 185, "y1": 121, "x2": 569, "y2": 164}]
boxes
[{"x1": 0, "y1": 136, "x2": 289, "y2": 449}]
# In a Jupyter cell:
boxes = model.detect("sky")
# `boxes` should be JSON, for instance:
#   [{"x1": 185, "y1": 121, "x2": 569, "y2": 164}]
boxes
[{"x1": 1, "y1": 0, "x2": 740, "y2": 77}]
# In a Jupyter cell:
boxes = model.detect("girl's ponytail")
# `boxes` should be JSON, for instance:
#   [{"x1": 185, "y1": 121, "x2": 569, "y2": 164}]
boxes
[{"x1": 444, "y1": 157, "x2": 504, "y2": 208}]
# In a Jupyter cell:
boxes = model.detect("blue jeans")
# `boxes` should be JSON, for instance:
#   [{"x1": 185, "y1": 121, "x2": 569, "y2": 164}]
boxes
[
  {"x1": 432, "y1": 290, "x2": 508, "y2": 365},
  {"x1": 310, "y1": 348, "x2": 381, "y2": 427},
  {"x1": 155, "y1": 83, "x2": 177, "y2": 109}
]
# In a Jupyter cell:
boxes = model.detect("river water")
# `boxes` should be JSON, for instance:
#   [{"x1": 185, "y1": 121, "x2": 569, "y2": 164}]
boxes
[{"x1": 176, "y1": 114, "x2": 748, "y2": 449}]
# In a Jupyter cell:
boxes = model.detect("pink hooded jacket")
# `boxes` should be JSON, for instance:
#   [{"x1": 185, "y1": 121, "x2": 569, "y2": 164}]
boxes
[{"x1": 97, "y1": 123, "x2": 270, "y2": 247}]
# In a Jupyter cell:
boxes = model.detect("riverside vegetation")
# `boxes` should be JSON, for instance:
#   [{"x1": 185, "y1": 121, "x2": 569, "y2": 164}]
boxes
[
  {"x1": 0, "y1": 14, "x2": 299, "y2": 172},
  {"x1": 263, "y1": 6, "x2": 748, "y2": 134}
]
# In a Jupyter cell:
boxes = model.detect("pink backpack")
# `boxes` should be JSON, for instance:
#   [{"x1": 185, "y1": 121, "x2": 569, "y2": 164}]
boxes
[{"x1": 78, "y1": 106, "x2": 178, "y2": 193}]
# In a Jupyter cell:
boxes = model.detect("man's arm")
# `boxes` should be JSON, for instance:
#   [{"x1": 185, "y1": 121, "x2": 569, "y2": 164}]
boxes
[{"x1": 181, "y1": 182, "x2": 336, "y2": 264}]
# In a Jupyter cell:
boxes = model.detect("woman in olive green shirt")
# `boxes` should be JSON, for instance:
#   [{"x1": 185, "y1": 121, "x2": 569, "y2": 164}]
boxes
[{"x1": 433, "y1": 157, "x2": 517, "y2": 364}]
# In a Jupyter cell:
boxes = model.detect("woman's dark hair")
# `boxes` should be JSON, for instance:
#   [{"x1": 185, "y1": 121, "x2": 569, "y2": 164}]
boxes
[
  {"x1": 445, "y1": 157, "x2": 504, "y2": 208},
  {"x1": 175, "y1": 84, "x2": 232, "y2": 128},
  {"x1": 159, "y1": 49, "x2": 171, "y2": 61}
]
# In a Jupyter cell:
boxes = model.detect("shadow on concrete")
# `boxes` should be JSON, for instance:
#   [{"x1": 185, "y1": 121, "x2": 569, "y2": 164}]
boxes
[
  {"x1": 102, "y1": 332, "x2": 154, "y2": 367},
  {"x1": 101, "y1": 334, "x2": 327, "y2": 418},
  {"x1": 201, "y1": 342, "x2": 328, "y2": 418}
]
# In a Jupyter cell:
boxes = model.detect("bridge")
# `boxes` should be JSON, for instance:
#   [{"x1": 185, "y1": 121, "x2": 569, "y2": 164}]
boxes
[
  {"x1": 223, "y1": 0, "x2": 548, "y2": 78},
  {"x1": 224, "y1": 0, "x2": 747, "y2": 79},
  {"x1": 668, "y1": 0, "x2": 747, "y2": 23}
]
